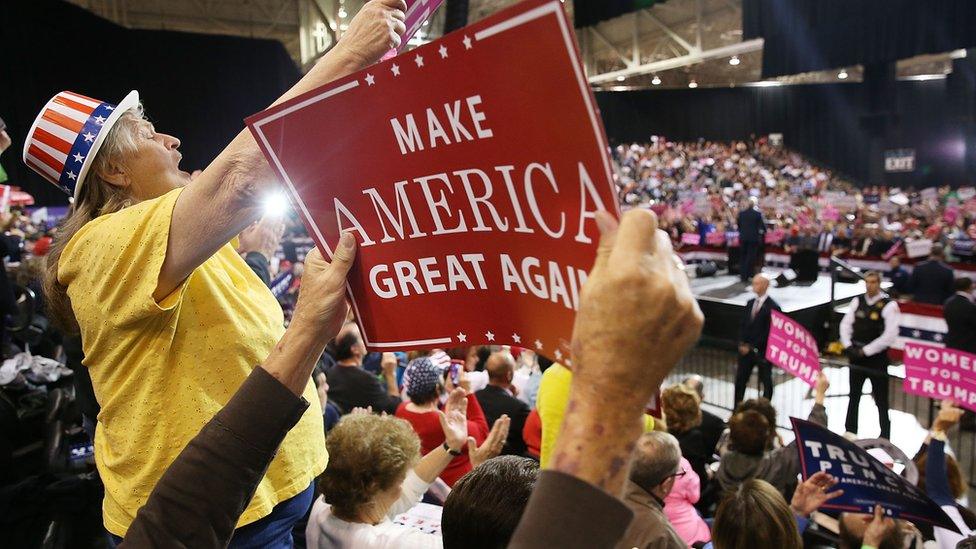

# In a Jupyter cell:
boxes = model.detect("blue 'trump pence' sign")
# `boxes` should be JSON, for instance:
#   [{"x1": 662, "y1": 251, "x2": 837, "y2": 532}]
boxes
[{"x1": 791, "y1": 418, "x2": 957, "y2": 532}]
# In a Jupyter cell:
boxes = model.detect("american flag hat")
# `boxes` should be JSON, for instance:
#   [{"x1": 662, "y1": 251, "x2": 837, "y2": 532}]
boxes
[{"x1": 22, "y1": 90, "x2": 140, "y2": 198}]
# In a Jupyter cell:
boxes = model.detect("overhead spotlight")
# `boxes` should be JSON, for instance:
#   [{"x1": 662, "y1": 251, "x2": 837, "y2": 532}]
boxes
[
  {"x1": 651, "y1": 75, "x2": 661, "y2": 85},
  {"x1": 838, "y1": 69, "x2": 849, "y2": 80},
  {"x1": 688, "y1": 80, "x2": 698, "y2": 88},
  {"x1": 338, "y1": 8, "x2": 347, "y2": 18},
  {"x1": 616, "y1": 75, "x2": 626, "y2": 82},
  {"x1": 339, "y1": 23, "x2": 349, "y2": 31},
  {"x1": 729, "y1": 55, "x2": 740, "y2": 66}
]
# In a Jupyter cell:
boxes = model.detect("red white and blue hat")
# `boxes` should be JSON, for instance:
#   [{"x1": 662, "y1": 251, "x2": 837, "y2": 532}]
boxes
[{"x1": 22, "y1": 90, "x2": 140, "y2": 198}]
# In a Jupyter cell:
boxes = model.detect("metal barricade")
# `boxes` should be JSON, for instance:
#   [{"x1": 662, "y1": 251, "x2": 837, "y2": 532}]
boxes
[{"x1": 662, "y1": 343, "x2": 976, "y2": 495}]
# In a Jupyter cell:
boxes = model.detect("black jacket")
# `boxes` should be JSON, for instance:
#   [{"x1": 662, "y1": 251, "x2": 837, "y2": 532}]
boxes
[
  {"x1": 740, "y1": 296, "x2": 781, "y2": 353},
  {"x1": 910, "y1": 260, "x2": 955, "y2": 305},
  {"x1": 699, "y1": 409, "x2": 725, "y2": 461},
  {"x1": 736, "y1": 208, "x2": 765, "y2": 243},
  {"x1": 325, "y1": 364, "x2": 401, "y2": 415},
  {"x1": 943, "y1": 293, "x2": 976, "y2": 354},
  {"x1": 475, "y1": 385, "x2": 530, "y2": 456}
]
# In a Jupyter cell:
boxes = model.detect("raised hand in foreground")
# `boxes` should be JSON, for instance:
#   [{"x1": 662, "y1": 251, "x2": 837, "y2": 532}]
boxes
[
  {"x1": 552, "y1": 209, "x2": 704, "y2": 495},
  {"x1": 790, "y1": 471, "x2": 843, "y2": 517}
]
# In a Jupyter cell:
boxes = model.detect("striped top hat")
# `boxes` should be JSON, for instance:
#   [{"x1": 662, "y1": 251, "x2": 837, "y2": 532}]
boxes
[{"x1": 23, "y1": 90, "x2": 139, "y2": 198}]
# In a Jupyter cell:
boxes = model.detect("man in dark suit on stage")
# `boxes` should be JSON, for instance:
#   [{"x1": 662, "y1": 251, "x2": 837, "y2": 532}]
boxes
[
  {"x1": 736, "y1": 198, "x2": 765, "y2": 282},
  {"x1": 910, "y1": 244, "x2": 955, "y2": 305},
  {"x1": 944, "y1": 277, "x2": 976, "y2": 354},
  {"x1": 735, "y1": 274, "x2": 780, "y2": 406}
]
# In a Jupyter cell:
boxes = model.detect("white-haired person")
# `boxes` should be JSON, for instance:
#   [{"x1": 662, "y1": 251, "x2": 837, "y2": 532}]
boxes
[
  {"x1": 23, "y1": 0, "x2": 407, "y2": 544},
  {"x1": 307, "y1": 399, "x2": 509, "y2": 549}
]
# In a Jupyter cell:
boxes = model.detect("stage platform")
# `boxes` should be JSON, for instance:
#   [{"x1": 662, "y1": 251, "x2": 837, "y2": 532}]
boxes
[{"x1": 689, "y1": 271, "x2": 873, "y2": 344}]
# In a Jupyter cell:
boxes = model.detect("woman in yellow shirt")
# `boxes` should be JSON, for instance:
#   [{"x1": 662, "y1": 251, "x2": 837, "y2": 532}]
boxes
[{"x1": 25, "y1": 2, "x2": 408, "y2": 545}]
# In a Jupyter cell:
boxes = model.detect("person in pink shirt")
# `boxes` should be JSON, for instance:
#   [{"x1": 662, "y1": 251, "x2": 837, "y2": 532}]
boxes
[{"x1": 664, "y1": 456, "x2": 712, "y2": 547}]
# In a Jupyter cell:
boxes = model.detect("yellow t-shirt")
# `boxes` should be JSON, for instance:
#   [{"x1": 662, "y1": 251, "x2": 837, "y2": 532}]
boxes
[
  {"x1": 59, "y1": 188, "x2": 326, "y2": 536},
  {"x1": 537, "y1": 363, "x2": 654, "y2": 468}
]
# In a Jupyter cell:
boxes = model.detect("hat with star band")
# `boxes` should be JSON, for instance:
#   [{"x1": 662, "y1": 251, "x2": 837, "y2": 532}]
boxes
[{"x1": 23, "y1": 90, "x2": 140, "y2": 198}]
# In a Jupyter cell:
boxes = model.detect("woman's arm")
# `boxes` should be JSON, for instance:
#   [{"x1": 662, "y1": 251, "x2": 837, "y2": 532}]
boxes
[
  {"x1": 926, "y1": 402, "x2": 963, "y2": 507},
  {"x1": 155, "y1": 0, "x2": 406, "y2": 301}
]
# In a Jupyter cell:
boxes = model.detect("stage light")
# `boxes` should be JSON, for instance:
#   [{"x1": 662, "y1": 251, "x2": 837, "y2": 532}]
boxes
[
  {"x1": 340, "y1": 23, "x2": 349, "y2": 31},
  {"x1": 338, "y1": 8, "x2": 347, "y2": 18},
  {"x1": 729, "y1": 55, "x2": 740, "y2": 66},
  {"x1": 652, "y1": 75, "x2": 661, "y2": 85},
  {"x1": 838, "y1": 69, "x2": 849, "y2": 80},
  {"x1": 688, "y1": 80, "x2": 698, "y2": 88},
  {"x1": 616, "y1": 75, "x2": 626, "y2": 82},
  {"x1": 263, "y1": 191, "x2": 290, "y2": 217}
]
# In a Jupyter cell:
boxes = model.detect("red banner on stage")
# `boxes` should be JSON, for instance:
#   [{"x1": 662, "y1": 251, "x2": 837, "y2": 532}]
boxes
[{"x1": 247, "y1": 0, "x2": 618, "y2": 357}]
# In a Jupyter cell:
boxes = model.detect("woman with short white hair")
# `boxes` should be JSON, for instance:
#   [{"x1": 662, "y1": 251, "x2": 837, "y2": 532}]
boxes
[{"x1": 23, "y1": 1, "x2": 407, "y2": 544}]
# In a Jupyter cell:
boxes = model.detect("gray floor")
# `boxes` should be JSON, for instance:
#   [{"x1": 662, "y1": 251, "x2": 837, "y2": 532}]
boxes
[{"x1": 688, "y1": 272, "x2": 874, "y2": 313}]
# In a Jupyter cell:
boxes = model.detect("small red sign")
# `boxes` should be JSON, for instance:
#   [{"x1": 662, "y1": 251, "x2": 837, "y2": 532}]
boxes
[{"x1": 247, "y1": 0, "x2": 618, "y2": 359}]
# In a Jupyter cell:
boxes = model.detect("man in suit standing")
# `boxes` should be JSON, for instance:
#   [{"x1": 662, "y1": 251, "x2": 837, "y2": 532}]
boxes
[
  {"x1": 736, "y1": 198, "x2": 765, "y2": 282},
  {"x1": 944, "y1": 277, "x2": 976, "y2": 354},
  {"x1": 841, "y1": 271, "x2": 900, "y2": 440},
  {"x1": 944, "y1": 277, "x2": 976, "y2": 432},
  {"x1": 735, "y1": 274, "x2": 780, "y2": 406},
  {"x1": 887, "y1": 256, "x2": 911, "y2": 297},
  {"x1": 475, "y1": 351, "x2": 531, "y2": 456},
  {"x1": 910, "y1": 244, "x2": 955, "y2": 305}
]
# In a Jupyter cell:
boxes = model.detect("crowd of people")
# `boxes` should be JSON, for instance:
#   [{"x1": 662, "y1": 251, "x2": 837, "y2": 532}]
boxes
[
  {"x1": 612, "y1": 139, "x2": 976, "y2": 265},
  {"x1": 0, "y1": 1, "x2": 974, "y2": 548}
]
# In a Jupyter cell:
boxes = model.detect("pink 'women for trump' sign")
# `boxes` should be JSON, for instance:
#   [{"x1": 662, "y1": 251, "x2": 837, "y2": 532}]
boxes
[
  {"x1": 765, "y1": 310, "x2": 821, "y2": 386},
  {"x1": 247, "y1": 0, "x2": 619, "y2": 357},
  {"x1": 903, "y1": 343, "x2": 976, "y2": 412}
]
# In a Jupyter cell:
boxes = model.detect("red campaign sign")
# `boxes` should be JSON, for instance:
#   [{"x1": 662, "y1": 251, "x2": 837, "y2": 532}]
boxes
[{"x1": 247, "y1": 0, "x2": 618, "y2": 358}]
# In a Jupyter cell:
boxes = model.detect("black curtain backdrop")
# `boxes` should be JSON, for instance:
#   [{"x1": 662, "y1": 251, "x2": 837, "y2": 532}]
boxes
[
  {"x1": 596, "y1": 80, "x2": 972, "y2": 188},
  {"x1": 573, "y1": 0, "x2": 667, "y2": 28},
  {"x1": 742, "y1": 0, "x2": 976, "y2": 79},
  {"x1": 0, "y1": 0, "x2": 300, "y2": 206}
]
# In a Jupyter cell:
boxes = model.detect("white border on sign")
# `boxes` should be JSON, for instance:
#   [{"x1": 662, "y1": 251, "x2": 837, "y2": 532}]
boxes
[{"x1": 250, "y1": 0, "x2": 617, "y2": 349}]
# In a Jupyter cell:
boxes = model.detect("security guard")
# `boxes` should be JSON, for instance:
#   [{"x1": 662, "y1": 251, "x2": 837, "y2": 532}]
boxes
[{"x1": 840, "y1": 271, "x2": 901, "y2": 440}]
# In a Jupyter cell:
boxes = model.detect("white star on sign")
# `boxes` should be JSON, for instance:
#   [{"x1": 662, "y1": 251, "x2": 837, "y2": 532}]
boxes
[
  {"x1": 93, "y1": 115, "x2": 106, "y2": 125},
  {"x1": 512, "y1": 333, "x2": 521, "y2": 344},
  {"x1": 485, "y1": 331, "x2": 495, "y2": 342},
  {"x1": 934, "y1": 333, "x2": 943, "y2": 342},
  {"x1": 103, "y1": 105, "x2": 114, "y2": 111},
  {"x1": 414, "y1": 54, "x2": 424, "y2": 67},
  {"x1": 82, "y1": 132, "x2": 95, "y2": 143},
  {"x1": 457, "y1": 332, "x2": 467, "y2": 343},
  {"x1": 912, "y1": 330, "x2": 921, "y2": 338},
  {"x1": 72, "y1": 152, "x2": 85, "y2": 163},
  {"x1": 439, "y1": 44, "x2": 448, "y2": 58},
  {"x1": 67, "y1": 171, "x2": 76, "y2": 180},
  {"x1": 391, "y1": 63, "x2": 400, "y2": 76},
  {"x1": 365, "y1": 73, "x2": 375, "y2": 86},
  {"x1": 554, "y1": 349, "x2": 563, "y2": 360},
  {"x1": 534, "y1": 339, "x2": 543, "y2": 350},
  {"x1": 463, "y1": 35, "x2": 473, "y2": 49}
]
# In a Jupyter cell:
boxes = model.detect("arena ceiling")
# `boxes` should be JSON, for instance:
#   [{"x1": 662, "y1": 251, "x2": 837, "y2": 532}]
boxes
[{"x1": 67, "y1": 0, "x2": 962, "y2": 89}]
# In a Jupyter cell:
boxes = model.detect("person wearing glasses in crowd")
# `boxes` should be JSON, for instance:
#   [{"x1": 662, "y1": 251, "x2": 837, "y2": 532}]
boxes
[{"x1": 618, "y1": 431, "x2": 688, "y2": 549}]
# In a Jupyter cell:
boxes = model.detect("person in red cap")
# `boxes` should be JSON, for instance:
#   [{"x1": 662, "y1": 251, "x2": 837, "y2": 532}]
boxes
[{"x1": 25, "y1": 1, "x2": 408, "y2": 545}]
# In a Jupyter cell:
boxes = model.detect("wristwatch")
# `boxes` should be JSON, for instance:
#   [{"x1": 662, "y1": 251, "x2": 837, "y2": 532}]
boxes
[{"x1": 443, "y1": 442, "x2": 463, "y2": 456}]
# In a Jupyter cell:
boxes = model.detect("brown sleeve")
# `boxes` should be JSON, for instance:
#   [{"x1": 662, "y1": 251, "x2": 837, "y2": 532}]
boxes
[
  {"x1": 509, "y1": 471, "x2": 633, "y2": 549},
  {"x1": 120, "y1": 367, "x2": 309, "y2": 548}
]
